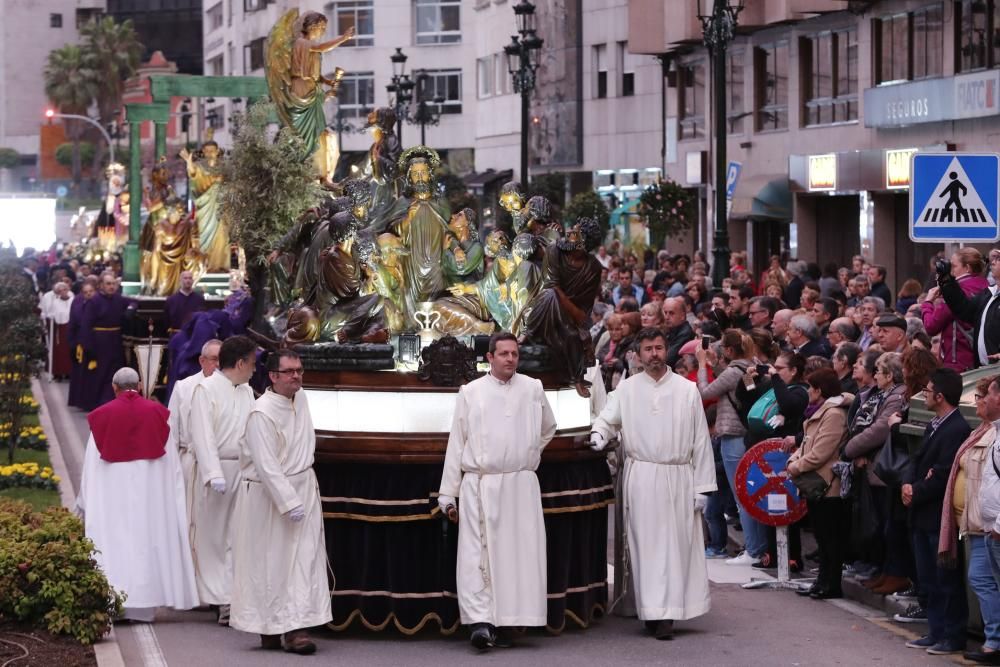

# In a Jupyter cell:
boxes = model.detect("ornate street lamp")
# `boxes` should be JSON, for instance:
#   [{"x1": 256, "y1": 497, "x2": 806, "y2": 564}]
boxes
[
  {"x1": 504, "y1": 0, "x2": 544, "y2": 184},
  {"x1": 696, "y1": 0, "x2": 743, "y2": 287},
  {"x1": 411, "y1": 70, "x2": 445, "y2": 146},
  {"x1": 387, "y1": 48, "x2": 415, "y2": 144}
]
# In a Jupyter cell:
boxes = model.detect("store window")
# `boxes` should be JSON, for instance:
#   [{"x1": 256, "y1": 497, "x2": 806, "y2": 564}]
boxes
[
  {"x1": 414, "y1": 0, "x2": 461, "y2": 45},
  {"x1": 875, "y1": 4, "x2": 942, "y2": 83},
  {"x1": 755, "y1": 41, "x2": 789, "y2": 131},
  {"x1": 337, "y1": 72, "x2": 375, "y2": 118},
  {"x1": 727, "y1": 51, "x2": 745, "y2": 134},
  {"x1": 420, "y1": 69, "x2": 462, "y2": 113},
  {"x1": 326, "y1": 1, "x2": 374, "y2": 48},
  {"x1": 802, "y1": 28, "x2": 857, "y2": 126},
  {"x1": 679, "y1": 60, "x2": 705, "y2": 140}
]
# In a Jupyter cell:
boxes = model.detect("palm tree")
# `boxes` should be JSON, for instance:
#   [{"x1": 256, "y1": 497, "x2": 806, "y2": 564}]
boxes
[{"x1": 44, "y1": 45, "x2": 98, "y2": 189}]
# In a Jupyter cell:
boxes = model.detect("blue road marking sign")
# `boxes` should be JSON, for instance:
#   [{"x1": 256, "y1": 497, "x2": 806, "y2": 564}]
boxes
[
  {"x1": 910, "y1": 152, "x2": 1000, "y2": 243},
  {"x1": 725, "y1": 161, "x2": 741, "y2": 219}
]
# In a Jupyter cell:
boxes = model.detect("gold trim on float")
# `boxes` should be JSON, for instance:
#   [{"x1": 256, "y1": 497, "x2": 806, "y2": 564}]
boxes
[
  {"x1": 332, "y1": 589, "x2": 457, "y2": 599},
  {"x1": 540, "y1": 484, "x2": 614, "y2": 499},
  {"x1": 321, "y1": 495, "x2": 431, "y2": 506},
  {"x1": 545, "y1": 581, "x2": 607, "y2": 598},
  {"x1": 542, "y1": 500, "x2": 613, "y2": 515},
  {"x1": 546, "y1": 604, "x2": 607, "y2": 634},
  {"x1": 327, "y1": 609, "x2": 460, "y2": 636},
  {"x1": 323, "y1": 509, "x2": 439, "y2": 522}
]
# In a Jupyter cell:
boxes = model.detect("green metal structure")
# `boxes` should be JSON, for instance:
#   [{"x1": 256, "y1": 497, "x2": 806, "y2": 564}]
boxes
[{"x1": 122, "y1": 74, "x2": 269, "y2": 287}]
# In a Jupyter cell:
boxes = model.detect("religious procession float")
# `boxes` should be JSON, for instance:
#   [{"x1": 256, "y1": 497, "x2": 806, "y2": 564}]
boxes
[{"x1": 97, "y1": 9, "x2": 612, "y2": 635}]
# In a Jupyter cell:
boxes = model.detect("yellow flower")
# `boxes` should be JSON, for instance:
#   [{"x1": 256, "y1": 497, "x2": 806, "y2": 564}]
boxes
[
  {"x1": 52, "y1": 475, "x2": 61, "y2": 483},
  {"x1": 40, "y1": 472, "x2": 49, "y2": 479},
  {"x1": 24, "y1": 471, "x2": 34, "y2": 477}
]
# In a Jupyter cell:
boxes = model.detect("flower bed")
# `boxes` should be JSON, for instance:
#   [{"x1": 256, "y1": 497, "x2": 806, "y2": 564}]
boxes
[
  {"x1": 0, "y1": 424, "x2": 47, "y2": 450},
  {"x1": 0, "y1": 463, "x2": 59, "y2": 492}
]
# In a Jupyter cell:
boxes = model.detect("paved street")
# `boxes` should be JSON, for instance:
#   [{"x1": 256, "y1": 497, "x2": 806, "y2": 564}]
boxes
[{"x1": 40, "y1": 379, "x2": 967, "y2": 666}]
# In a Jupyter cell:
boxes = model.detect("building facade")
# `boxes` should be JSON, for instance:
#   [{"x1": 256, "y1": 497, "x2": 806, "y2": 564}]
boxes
[
  {"x1": 630, "y1": 0, "x2": 1000, "y2": 290},
  {"x1": 0, "y1": 0, "x2": 104, "y2": 187},
  {"x1": 107, "y1": 0, "x2": 204, "y2": 75}
]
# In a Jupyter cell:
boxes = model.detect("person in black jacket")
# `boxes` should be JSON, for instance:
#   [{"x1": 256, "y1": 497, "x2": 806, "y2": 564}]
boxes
[
  {"x1": 901, "y1": 368, "x2": 972, "y2": 655},
  {"x1": 940, "y1": 248, "x2": 1000, "y2": 368},
  {"x1": 662, "y1": 296, "x2": 695, "y2": 368},
  {"x1": 868, "y1": 264, "x2": 893, "y2": 309}
]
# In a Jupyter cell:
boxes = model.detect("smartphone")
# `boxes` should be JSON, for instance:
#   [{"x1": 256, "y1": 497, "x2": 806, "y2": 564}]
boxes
[
  {"x1": 701, "y1": 335, "x2": 710, "y2": 350},
  {"x1": 757, "y1": 364, "x2": 770, "y2": 376}
]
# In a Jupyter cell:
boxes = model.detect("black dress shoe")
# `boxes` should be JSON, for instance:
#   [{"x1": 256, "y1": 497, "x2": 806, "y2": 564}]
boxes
[
  {"x1": 654, "y1": 620, "x2": 674, "y2": 640},
  {"x1": 644, "y1": 620, "x2": 658, "y2": 633},
  {"x1": 810, "y1": 589, "x2": 843, "y2": 600},
  {"x1": 493, "y1": 628, "x2": 514, "y2": 649},
  {"x1": 470, "y1": 624, "x2": 496, "y2": 651},
  {"x1": 964, "y1": 650, "x2": 1000, "y2": 664},
  {"x1": 796, "y1": 583, "x2": 820, "y2": 597}
]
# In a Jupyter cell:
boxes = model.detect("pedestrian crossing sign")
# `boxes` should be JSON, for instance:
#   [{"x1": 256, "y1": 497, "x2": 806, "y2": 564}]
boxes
[{"x1": 910, "y1": 152, "x2": 1000, "y2": 243}]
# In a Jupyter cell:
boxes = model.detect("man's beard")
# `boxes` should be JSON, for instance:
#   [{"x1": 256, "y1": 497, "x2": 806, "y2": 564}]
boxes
[
  {"x1": 411, "y1": 180, "x2": 432, "y2": 196},
  {"x1": 557, "y1": 237, "x2": 584, "y2": 252},
  {"x1": 644, "y1": 357, "x2": 666, "y2": 372}
]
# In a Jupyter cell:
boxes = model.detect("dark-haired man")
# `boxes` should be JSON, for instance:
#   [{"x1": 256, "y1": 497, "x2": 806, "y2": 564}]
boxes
[
  {"x1": 590, "y1": 327, "x2": 716, "y2": 640},
  {"x1": 231, "y1": 350, "x2": 331, "y2": 654},
  {"x1": 902, "y1": 368, "x2": 971, "y2": 656},
  {"x1": 438, "y1": 333, "x2": 557, "y2": 651},
  {"x1": 189, "y1": 334, "x2": 257, "y2": 625}
]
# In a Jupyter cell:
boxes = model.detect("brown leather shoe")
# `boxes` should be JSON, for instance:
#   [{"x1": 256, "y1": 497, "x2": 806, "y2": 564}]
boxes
[
  {"x1": 862, "y1": 574, "x2": 886, "y2": 589},
  {"x1": 283, "y1": 630, "x2": 316, "y2": 655},
  {"x1": 260, "y1": 634, "x2": 282, "y2": 650},
  {"x1": 871, "y1": 576, "x2": 910, "y2": 595}
]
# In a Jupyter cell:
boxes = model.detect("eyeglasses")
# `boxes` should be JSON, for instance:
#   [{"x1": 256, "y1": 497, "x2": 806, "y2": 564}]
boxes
[
  {"x1": 273, "y1": 368, "x2": 305, "y2": 376},
  {"x1": 749, "y1": 309, "x2": 764, "y2": 316}
]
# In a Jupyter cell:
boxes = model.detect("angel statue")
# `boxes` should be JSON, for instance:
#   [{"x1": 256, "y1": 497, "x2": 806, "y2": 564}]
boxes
[
  {"x1": 266, "y1": 10, "x2": 354, "y2": 183},
  {"x1": 180, "y1": 132, "x2": 230, "y2": 272}
]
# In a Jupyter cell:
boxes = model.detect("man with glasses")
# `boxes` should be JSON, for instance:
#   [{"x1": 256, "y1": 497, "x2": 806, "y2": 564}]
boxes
[
  {"x1": 942, "y1": 249, "x2": 1000, "y2": 368},
  {"x1": 747, "y1": 296, "x2": 778, "y2": 332},
  {"x1": 188, "y1": 335, "x2": 257, "y2": 626},
  {"x1": 167, "y1": 338, "x2": 222, "y2": 538},
  {"x1": 230, "y1": 350, "x2": 331, "y2": 654}
]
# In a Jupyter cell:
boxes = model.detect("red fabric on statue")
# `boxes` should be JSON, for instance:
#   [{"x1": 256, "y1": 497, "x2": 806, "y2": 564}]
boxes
[{"x1": 87, "y1": 391, "x2": 170, "y2": 463}]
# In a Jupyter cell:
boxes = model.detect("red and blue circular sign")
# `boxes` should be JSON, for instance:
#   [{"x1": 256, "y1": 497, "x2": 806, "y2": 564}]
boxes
[{"x1": 735, "y1": 438, "x2": 808, "y2": 527}]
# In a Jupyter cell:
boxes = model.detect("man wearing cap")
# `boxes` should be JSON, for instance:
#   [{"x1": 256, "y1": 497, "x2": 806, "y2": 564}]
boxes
[{"x1": 876, "y1": 314, "x2": 909, "y2": 354}]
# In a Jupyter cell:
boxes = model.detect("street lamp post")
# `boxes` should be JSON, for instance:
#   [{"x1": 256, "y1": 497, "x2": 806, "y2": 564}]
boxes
[
  {"x1": 45, "y1": 109, "x2": 116, "y2": 165},
  {"x1": 504, "y1": 0, "x2": 544, "y2": 185},
  {"x1": 387, "y1": 48, "x2": 415, "y2": 145},
  {"x1": 696, "y1": 0, "x2": 743, "y2": 289},
  {"x1": 412, "y1": 70, "x2": 445, "y2": 146}
]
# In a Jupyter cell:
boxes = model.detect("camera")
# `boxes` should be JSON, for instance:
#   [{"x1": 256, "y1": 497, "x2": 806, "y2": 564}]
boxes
[
  {"x1": 935, "y1": 258, "x2": 950, "y2": 277},
  {"x1": 701, "y1": 335, "x2": 711, "y2": 350},
  {"x1": 757, "y1": 364, "x2": 770, "y2": 377}
]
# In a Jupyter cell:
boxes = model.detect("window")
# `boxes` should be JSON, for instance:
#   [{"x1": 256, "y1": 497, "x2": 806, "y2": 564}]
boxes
[
  {"x1": 415, "y1": 0, "x2": 461, "y2": 45},
  {"x1": 679, "y1": 61, "x2": 705, "y2": 140},
  {"x1": 208, "y1": 54, "x2": 224, "y2": 76},
  {"x1": 243, "y1": 38, "x2": 265, "y2": 73},
  {"x1": 496, "y1": 54, "x2": 512, "y2": 95},
  {"x1": 420, "y1": 69, "x2": 462, "y2": 113},
  {"x1": 958, "y1": 0, "x2": 989, "y2": 71},
  {"x1": 337, "y1": 72, "x2": 375, "y2": 117},
  {"x1": 477, "y1": 57, "x2": 493, "y2": 98},
  {"x1": 802, "y1": 28, "x2": 857, "y2": 126},
  {"x1": 755, "y1": 42, "x2": 789, "y2": 131},
  {"x1": 875, "y1": 4, "x2": 942, "y2": 83},
  {"x1": 618, "y1": 42, "x2": 635, "y2": 97},
  {"x1": 75, "y1": 8, "x2": 100, "y2": 29},
  {"x1": 50, "y1": 13, "x2": 63, "y2": 28},
  {"x1": 594, "y1": 44, "x2": 608, "y2": 99},
  {"x1": 207, "y1": 106, "x2": 225, "y2": 130},
  {"x1": 326, "y1": 1, "x2": 374, "y2": 47},
  {"x1": 727, "y1": 51, "x2": 745, "y2": 133},
  {"x1": 228, "y1": 42, "x2": 235, "y2": 75},
  {"x1": 244, "y1": 0, "x2": 266, "y2": 12},
  {"x1": 207, "y1": 3, "x2": 223, "y2": 31}
]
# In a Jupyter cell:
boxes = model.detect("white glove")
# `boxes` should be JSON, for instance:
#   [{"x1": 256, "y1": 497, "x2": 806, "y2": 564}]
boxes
[
  {"x1": 589, "y1": 431, "x2": 607, "y2": 451},
  {"x1": 287, "y1": 505, "x2": 305, "y2": 522},
  {"x1": 209, "y1": 477, "x2": 226, "y2": 494},
  {"x1": 438, "y1": 494, "x2": 456, "y2": 514},
  {"x1": 767, "y1": 414, "x2": 786, "y2": 429},
  {"x1": 694, "y1": 494, "x2": 707, "y2": 513}
]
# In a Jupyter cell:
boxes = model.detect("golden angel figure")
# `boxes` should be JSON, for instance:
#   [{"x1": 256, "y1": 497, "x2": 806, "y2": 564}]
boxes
[{"x1": 180, "y1": 136, "x2": 230, "y2": 272}]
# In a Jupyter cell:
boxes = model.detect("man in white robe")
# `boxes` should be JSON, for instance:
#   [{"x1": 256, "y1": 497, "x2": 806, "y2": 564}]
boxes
[
  {"x1": 166, "y1": 338, "x2": 221, "y2": 528},
  {"x1": 438, "y1": 332, "x2": 557, "y2": 651},
  {"x1": 231, "y1": 349, "x2": 331, "y2": 654},
  {"x1": 76, "y1": 367, "x2": 199, "y2": 622},
  {"x1": 590, "y1": 327, "x2": 716, "y2": 640},
  {"x1": 188, "y1": 335, "x2": 257, "y2": 624}
]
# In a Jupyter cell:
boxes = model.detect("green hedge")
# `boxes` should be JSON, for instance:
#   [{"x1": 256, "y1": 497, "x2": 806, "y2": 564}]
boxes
[{"x1": 0, "y1": 498, "x2": 124, "y2": 644}]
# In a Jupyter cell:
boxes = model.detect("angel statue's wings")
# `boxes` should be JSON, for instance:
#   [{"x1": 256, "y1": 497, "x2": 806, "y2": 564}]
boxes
[{"x1": 265, "y1": 8, "x2": 299, "y2": 129}]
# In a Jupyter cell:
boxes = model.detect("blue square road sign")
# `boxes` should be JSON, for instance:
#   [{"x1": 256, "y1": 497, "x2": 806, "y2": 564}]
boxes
[{"x1": 910, "y1": 152, "x2": 1000, "y2": 243}]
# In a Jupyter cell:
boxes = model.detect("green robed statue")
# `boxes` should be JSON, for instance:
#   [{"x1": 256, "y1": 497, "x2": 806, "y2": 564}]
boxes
[{"x1": 266, "y1": 10, "x2": 353, "y2": 183}]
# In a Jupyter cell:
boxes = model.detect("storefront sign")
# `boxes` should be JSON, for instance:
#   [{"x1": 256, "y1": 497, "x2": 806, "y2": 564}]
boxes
[
  {"x1": 865, "y1": 71, "x2": 1000, "y2": 128},
  {"x1": 808, "y1": 154, "x2": 837, "y2": 191},
  {"x1": 886, "y1": 148, "x2": 917, "y2": 189}
]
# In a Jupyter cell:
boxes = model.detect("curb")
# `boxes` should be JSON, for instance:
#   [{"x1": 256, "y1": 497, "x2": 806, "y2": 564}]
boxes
[{"x1": 31, "y1": 378, "x2": 126, "y2": 667}]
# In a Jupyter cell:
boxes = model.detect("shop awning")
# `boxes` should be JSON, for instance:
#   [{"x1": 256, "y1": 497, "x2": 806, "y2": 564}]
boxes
[
  {"x1": 609, "y1": 199, "x2": 640, "y2": 227},
  {"x1": 730, "y1": 175, "x2": 792, "y2": 222}
]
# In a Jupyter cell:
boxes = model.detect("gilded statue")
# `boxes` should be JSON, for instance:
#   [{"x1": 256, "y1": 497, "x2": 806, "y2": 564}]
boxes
[
  {"x1": 180, "y1": 137, "x2": 230, "y2": 272},
  {"x1": 363, "y1": 233, "x2": 408, "y2": 333},
  {"x1": 94, "y1": 162, "x2": 128, "y2": 244},
  {"x1": 499, "y1": 181, "x2": 525, "y2": 232},
  {"x1": 140, "y1": 198, "x2": 204, "y2": 296},
  {"x1": 266, "y1": 10, "x2": 353, "y2": 183},
  {"x1": 443, "y1": 208, "x2": 484, "y2": 283},
  {"x1": 364, "y1": 108, "x2": 402, "y2": 217},
  {"x1": 139, "y1": 158, "x2": 177, "y2": 273}
]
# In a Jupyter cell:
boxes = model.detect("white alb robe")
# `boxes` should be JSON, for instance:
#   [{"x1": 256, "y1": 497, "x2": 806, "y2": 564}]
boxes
[
  {"x1": 167, "y1": 370, "x2": 209, "y2": 530},
  {"x1": 45, "y1": 293, "x2": 73, "y2": 324},
  {"x1": 439, "y1": 372, "x2": 557, "y2": 627},
  {"x1": 230, "y1": 389, "x2": 332, "y2": 635},
  {"x1": 592, "y1": 370, "x2": 716, "y2": 621},
  {"x1": 77, "y1": 432, "x2": 199, "y2": 616},
  {"x1": 188, "y1": 370, "x2": 255, "y2": 605}
]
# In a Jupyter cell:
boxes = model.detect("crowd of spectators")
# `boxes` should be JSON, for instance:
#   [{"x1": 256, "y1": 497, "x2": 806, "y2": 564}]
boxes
[{"x1": 590, "y1": 242, "x2": 1000, "y2": 662}]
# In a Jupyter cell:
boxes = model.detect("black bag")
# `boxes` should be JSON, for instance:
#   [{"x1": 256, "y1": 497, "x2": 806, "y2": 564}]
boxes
[
  {"x1": 792, "y1": 471, "x2": 830, "y2": 501},
  {"x1": 873, "y1": 430, "x2": 914, "y2": 486},
  {"x1": 850, "y1": 470, "x2": 878, "y2": 554}
]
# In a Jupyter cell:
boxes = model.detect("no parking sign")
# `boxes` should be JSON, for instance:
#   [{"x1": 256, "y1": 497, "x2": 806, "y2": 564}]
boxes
[{"x1": 735, "y1": 439, "x2": 807, "y2": 527}]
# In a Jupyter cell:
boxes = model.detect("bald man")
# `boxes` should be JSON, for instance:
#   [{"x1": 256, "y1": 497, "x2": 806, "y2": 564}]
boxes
[{"x1": 662, "y1": 297, "x2": 694, "y2": 367}]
